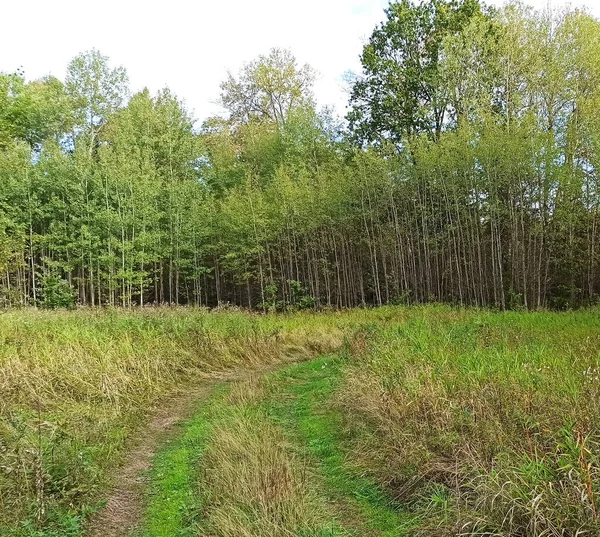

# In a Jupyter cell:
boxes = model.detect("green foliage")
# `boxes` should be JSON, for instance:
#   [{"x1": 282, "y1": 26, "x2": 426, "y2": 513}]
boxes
[
  {"x1": 40, "y1": 275, "x2": 75, "y2": 309},
  {"x1": 261, "y1": 280, "x2": 315, "y2": 311},
  {"x1": 0, "y1": 71, "x2": 71, "y2": 150},
  {"x1": 220, "y1": 48, "x2": 315, "y2": 126},
  {"x1": 66, "y1": 49, "x2": 128, "y2": 132},
  {"x1": 348, "y1": 0, "x2": 483, "y2": 145},
  {"x1": 288, "y1": 279, "x2": 315, "y2": 310},
  {"x1": 263, "y1": 283, "x2": 278, "y2": 312},
  {"x1": 1, "y1": 6, "x2": 600, "y2": 311}
]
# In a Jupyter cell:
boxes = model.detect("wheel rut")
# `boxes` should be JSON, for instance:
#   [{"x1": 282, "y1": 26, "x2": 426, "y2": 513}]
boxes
[
  {"x1": 86, "y1": 383, "x2": 214, "y2": 537},
  {"x1": 85, "y1": 358, "x2": 305, "y2": 537}
]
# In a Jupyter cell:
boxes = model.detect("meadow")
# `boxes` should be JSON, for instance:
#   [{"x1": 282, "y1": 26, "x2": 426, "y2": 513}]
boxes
[
  {"x1": 1, "y1": 306, "x2": 599, "y2": 536},
  {"x1": 4, "y1": 1, "x2": 600, "y2": 535}
]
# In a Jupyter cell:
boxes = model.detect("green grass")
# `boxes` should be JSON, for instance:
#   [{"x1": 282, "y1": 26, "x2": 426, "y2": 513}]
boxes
[
  {"x1": 3, "y1": 306, "x2": 600, "y2": 536},
  {"x1": 267, "y1": 355, "x2": 416, "y2": 536},
  {"x1": 134, "y1": 387, "x2": 224, "y2": 537},
  {"x1": 135, "y1": 353, "x2": 412, "y2": 537},
  {"x1": 336, "y1": 307, "x2": 600, "y2": 535},
  {"x1": 139, "y1": 378, "x2": 350, "y2": 537}
]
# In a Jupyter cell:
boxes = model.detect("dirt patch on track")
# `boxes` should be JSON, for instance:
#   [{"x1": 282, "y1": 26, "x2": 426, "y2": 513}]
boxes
[{"x1": 85, "y1": 383, "x2": 215, "y2": 537}]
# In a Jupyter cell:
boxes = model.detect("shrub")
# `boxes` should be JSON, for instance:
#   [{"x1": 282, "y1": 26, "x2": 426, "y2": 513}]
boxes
[{"x1": 40, "y1": 275, "x2": 75, "y2": 309}]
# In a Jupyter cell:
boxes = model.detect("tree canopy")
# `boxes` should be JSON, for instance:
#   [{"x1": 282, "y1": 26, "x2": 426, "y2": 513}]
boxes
[
  {"x1": 347, "y1": 0, "x2": 483, "y2": 146},
  {"x1": 220, "y1": 48, "x2": 315, "y2": 126}
]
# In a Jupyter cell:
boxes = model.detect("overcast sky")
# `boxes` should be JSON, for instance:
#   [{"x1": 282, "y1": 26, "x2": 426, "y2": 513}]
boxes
[{"x1": 2, "y1": 0, "x2": 598, "y2": 123}]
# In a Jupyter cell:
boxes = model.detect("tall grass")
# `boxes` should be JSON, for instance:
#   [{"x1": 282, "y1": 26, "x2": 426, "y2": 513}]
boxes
[
  {"x1": 4, "y1": 305, "x2": 599, "y2": 536},
  {"x1": 200, "y1": 398, "x2": 330, "y2": 536},
  {"x1": 0, "y1": 307, "x2": 345, "y2": 534},
  {"x1": 338, "y1": 306, "x2": 600, "y2": 535}
]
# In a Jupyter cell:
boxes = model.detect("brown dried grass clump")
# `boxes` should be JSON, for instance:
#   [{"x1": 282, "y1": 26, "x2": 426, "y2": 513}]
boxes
[{"x1": 200, "y1": 410, "x2": 326, "y2": 537}]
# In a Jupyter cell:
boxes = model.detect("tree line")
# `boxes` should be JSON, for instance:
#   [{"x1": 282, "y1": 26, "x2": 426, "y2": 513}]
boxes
[{"x1": 1, "y1": 1, "x2": 599, "y2": 310}]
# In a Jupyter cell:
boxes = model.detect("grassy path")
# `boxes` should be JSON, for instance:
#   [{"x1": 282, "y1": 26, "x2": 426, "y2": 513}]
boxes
[
  {"x1": 130, "y1": 388, "x2": 227, "y2": 537},
  {"x1": 268, "y1": 356, "x2": 415, "y2": 536},
  {"x1": 132, "y1": 354, "x2": 411, "y2": 537},
  {"x1": 86, "y1": 384, "x2": 218, "y2": 537}
]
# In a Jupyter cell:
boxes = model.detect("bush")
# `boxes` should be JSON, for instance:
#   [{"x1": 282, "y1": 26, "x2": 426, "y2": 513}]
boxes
[
  {"x1": 40, "y1": 275, "x2": 75, "y2": 309},
  {"x1": 261, "y1": 281, "x2": 316, "y2": 312},
  {"x1": 288, "y1": 280, "x2": 315, "y2": 310}
]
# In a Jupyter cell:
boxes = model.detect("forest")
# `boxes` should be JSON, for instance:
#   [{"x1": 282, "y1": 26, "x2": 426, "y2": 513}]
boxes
[{"x1": 1, "y1": 0, "x2": 600, "y2": 311}]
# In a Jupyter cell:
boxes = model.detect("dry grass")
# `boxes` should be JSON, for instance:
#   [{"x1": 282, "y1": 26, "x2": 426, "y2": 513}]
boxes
[
  {"x1": 225, "y1": 376, "x2": 268, "y2": 407},
  {"x1": 337, "y1": 307, "x2": 600, "y2": 536},
  {"x1": 199, "y1": 375, "x2": 330, "y2": 537},
  {"x1": 0, "y1": 307, "x2": 345, "y2": 533}
]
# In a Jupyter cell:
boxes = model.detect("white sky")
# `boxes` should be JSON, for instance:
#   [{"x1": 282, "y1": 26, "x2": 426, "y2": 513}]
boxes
[{"x1": 2, "y1": 0, "x2": 599, "y2": 124}]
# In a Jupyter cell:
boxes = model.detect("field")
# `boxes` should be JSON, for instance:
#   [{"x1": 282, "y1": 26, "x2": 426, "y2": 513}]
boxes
[{"x1": 1, "y1": 306, "x2": 599, "y2": 536}]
